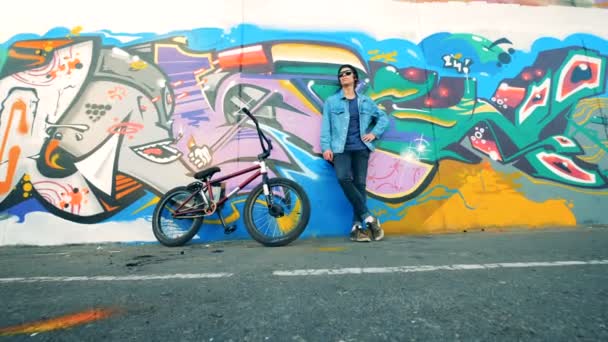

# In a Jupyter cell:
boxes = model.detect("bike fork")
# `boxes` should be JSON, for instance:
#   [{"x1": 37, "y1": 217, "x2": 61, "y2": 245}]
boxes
[
  {"x1": 258, "y1": 161, "x2": 284, "y2": 218},
  {"x1": 258, "y1": 160, "x2": 274, "y2": 208}
]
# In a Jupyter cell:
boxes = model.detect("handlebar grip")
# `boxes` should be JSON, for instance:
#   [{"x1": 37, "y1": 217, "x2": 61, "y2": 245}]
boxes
[{"x1": 241, "y1": 107, "x2": 254, "y2": 118}]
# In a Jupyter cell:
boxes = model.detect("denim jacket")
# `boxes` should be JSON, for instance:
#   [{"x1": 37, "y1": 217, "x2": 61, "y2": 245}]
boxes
[{"x1": 320, "y1": 89, "x2": 389, "y2": 153}]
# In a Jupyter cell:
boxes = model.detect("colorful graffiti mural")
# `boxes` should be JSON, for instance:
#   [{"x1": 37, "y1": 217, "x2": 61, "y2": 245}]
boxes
[{"x1": 0, "y1": 24, "x2": 607, "y2": 244}]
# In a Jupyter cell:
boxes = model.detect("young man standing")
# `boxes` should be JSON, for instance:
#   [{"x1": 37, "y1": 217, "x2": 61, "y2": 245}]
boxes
[{"x1": 320, "y1": 64, "x2": 389, "y2": 242}]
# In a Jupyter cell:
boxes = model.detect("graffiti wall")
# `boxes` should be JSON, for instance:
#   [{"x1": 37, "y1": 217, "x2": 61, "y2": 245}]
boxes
[{"x1": 1, "y1": 0, "x2": 607, "y2": 245}]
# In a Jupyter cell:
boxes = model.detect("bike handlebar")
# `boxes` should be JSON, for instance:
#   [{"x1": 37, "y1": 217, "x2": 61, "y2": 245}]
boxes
[{"x1": 240, "y1": 107, "x2": 273, "y2": 159}]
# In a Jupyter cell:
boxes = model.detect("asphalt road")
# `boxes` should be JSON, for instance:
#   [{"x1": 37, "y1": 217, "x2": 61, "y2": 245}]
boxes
[{"x1": 1, "y1": 227, "x2": 608, "y2": 341}]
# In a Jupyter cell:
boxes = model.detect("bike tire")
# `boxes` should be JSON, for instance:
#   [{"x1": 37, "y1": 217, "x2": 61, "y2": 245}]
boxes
[
  {"x1": 243, "y1": 177, "x2": 311, "y2": 247},
  {"x1": 152, "y1": 186, "x2": 204, "y2": 247}
]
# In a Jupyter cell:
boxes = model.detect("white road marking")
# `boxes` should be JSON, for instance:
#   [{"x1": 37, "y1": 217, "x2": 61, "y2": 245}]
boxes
[
  {"x1": 2, "y1": 260, "x2": 607, "y2": 283},
  {"x1": 0, "y1": 273, "x2": 233, "y2": 283},
  {"x1": 272, "y1": 260, "x2": 608, "y2": 276},
  {"x1": 31, "y1": 252, "x2": 71, "y2": 256}
]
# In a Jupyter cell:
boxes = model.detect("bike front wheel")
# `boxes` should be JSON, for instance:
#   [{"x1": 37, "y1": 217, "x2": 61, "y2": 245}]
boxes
[
  {"x1": 152, "y1": 186, "x2": 204, "y2": 247},
  {"x1": 243, "y1": 177, "x2": 311, "y2": 247}
]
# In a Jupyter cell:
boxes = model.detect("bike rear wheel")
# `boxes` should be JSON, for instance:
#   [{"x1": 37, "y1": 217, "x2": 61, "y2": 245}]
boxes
[
  {"x1": 152, "y1": 186, "x2": 204, "y2": 247},
  {"x1": 243, "y1": 177, "x2": 311, "y2": 247}
]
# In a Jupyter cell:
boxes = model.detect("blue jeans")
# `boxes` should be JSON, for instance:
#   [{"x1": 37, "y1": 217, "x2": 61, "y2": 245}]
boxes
[{"x1": 333, "y1": 148, "x2": 371, "y2": 224}]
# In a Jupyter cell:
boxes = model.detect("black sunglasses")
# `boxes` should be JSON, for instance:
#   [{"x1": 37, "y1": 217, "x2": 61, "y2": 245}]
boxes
[{"x1": 338, "y1": 70, "x2": 353, "y2": 78}]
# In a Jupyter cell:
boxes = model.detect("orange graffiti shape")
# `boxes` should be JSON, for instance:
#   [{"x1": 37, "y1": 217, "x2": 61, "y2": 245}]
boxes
[
  {"x1": 60, "y1": 187, "x2": 90, "y2": 214},
  {"x1": 0, "y1": 100, "x2": 30, "y2": 194},
  {"x1": 7, "y1": 49, "x2": 46, "y2": 67},
  {"x1": 43, "y1": 139, "x2": 64, "y2": 170},
  {"x1": 8, "y1": 39, "x2": 73, "y2": 66},
  {"x1": 12, "y1": 39, "x2": 73, "y2": 50},
  {"x1": 47, "y1": 58, "x2": 83, "y2": 80},
  {"x1": 66, "y1": 58, "x2": 82, "y2": 74},
  {"x1": 0, "y1": 308, "x2": 119, "y2": 336},
  {"x1": 107, "y1": 86, "x2": 127, "y2": 101}
]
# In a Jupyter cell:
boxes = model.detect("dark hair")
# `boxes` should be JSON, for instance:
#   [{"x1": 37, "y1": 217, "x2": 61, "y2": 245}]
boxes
[{"x1": 338, "y1": 64, "x2": 359, "y2": 86}]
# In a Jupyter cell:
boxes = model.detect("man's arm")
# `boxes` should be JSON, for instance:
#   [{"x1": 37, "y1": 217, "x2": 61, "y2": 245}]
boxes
[
  {"x1": 370, "y1": 101, "x2": 389, "y2": 139},
  {"x1": 320, "y1": 100, "x2": 332, "y2": 152}
]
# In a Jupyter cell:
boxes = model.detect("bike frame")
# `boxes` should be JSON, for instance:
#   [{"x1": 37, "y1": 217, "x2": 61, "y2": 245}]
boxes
[
  {"x1": 169, "y1": 107, "x2": 274, "y2": 219},
  {"x1": 172, "y1": 160, "x2": 270, "y2": 217}
]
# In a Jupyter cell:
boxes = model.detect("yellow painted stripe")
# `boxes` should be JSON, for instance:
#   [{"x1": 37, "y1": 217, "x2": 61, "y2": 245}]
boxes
[
  {"x1": 276, "y1": 197, "x2": 302, "y2": 233},
  {"x1": 279, "y1": 80, "x2": 320, "y2": 115},
  {"x1": 370, "y1": 89, "x2": 418, "y2": 100},
  {"x1": 132, "y1": 196, "x2": 160, "y2": 215},
  {"x1": 204, "y1": 199, "x2": 245, "y2": 225},
  {"x1": 393, "y1": 111, "x2": 456, "y2": 127},
  {"x1": 154, "y1": 43, "x2": 213, "y2": 65},
  {"x1": 578, "y1": 149, "x2": 605, "y2": 163},
  {"x1": 317, "y1": 247, "x2": 346, "y2": 252},
  {"x1": 522, "y1": 173, "x2": 608, "y2": 195},
  {"x1": 271, "y1": 43, "x2": 365, "y2": 72}
]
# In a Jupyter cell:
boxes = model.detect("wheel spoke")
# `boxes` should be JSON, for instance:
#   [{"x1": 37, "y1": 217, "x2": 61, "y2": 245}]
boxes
[
  {"x1": 243, "y1": 179, "x2": 310, "y2": 246},
  {"x1": 153, "y1": 188, "x2": 203, "y2": 247}
]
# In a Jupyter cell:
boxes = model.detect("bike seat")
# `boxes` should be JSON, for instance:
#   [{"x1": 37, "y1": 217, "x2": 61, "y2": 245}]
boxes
[{"x1": 194, "y1": 166, "x2": 221, "y2": 180}]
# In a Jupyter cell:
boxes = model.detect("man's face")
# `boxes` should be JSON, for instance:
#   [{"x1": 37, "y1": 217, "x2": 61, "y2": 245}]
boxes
[{"x1": 339, "y1": 67, "x2": 356, "y2": 87}]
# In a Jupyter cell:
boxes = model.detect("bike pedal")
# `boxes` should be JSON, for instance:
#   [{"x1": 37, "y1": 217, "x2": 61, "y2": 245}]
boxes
[{"x1": 224, "y1": 225, "x2": 237, "y2": 235}]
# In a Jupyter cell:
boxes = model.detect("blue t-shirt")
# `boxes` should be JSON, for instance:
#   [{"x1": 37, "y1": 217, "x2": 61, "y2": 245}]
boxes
[{"x1": 344, "y1": 96, "x2": 368, "y2": 151}]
